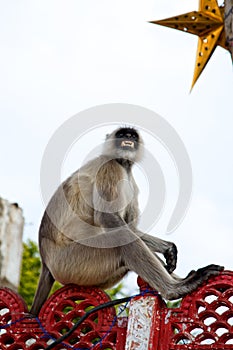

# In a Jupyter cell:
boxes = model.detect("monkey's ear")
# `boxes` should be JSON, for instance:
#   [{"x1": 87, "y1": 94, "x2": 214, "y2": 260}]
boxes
[{"x1": 105, "y1": 133, "x2": 110, "y2": 140}]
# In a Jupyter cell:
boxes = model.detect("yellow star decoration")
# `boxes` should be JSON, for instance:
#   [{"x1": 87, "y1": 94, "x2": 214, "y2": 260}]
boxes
[{"x1": 150, "y1": 0, "x2": 230, "y2": 89}]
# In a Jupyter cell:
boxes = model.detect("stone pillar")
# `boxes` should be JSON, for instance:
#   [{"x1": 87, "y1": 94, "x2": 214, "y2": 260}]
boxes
[
  {"x1": 225, "y1": 0, "x2": 233, "y2": 60},
  {"x1": 125, "y1": 278, "x2": 166, "y2": 350},
  {"x1": 0, "y1": 198, "x2": 24, "y2": 291},
  {"x1": 125, "y1": 295, "x2": 162, "y2": 350}
]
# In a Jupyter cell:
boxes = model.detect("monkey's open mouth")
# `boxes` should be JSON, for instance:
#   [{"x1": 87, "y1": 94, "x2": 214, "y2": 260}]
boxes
[{"x1": 121, "y1": 140, "x2": 134, "y2": 148}]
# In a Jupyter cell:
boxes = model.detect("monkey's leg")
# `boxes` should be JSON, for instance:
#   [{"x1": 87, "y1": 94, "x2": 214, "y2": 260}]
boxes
[
  {"x1": 97, "y1": 266, "x2": 129, "y2": 289},
  {"x1": 120, "y1": 239, "x2": 223, "y2": 300},
  {"x1": 97, "y1": 214, "x2": 177, "y2": 273},
  {"x1": 30, "y1": 263, "x2": 55, "y2": 316},
  {"x1": 78, "y1": 216, "x2": 223, "y2": 299}
]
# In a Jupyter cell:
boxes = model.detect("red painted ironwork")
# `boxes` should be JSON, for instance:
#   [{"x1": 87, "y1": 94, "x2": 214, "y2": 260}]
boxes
[
  {"x1": 158, "y1": 270, "x2": 233, "y2": 349},
  {"x1": 0, "y1": 284, "x2": 127, "y2": 349},
  {"x1": 0, "y1": 271, "x2": 233, "y2": 349}
]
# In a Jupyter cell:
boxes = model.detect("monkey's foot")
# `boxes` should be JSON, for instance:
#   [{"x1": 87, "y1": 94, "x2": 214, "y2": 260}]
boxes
[
  {"x1": 194, "y1": 264, "x2": 224, "y2": 280},
  {"x1": 185, "y1": 264, "x2": 224, "y2": 286}
]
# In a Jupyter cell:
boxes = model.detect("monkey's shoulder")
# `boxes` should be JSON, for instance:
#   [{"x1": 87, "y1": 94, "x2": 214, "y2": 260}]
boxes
[
  {"x1": 74, "y1": 156, "x2": 125, "y2": 183},
  {"x1": 57, "y1": 157, "x2": 125, "y2": 205}
]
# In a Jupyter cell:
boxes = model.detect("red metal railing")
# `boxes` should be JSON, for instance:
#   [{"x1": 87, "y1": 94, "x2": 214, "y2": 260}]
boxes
[
  {"x1": 157, "y1": 270, "x2": 233, "y2": 349},
  {"x1": 0, "y1": 271, "x2": 233, "y2": 349}
]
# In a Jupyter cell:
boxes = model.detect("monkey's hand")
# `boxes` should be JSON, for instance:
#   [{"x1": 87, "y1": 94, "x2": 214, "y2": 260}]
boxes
[{"x1": 164, "y1": 243, "x2": 177, "y2": 274}]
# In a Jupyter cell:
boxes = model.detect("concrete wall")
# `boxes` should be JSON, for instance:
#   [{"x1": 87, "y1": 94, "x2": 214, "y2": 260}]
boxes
[{"x1": 0, "y1": 198, "x2": 24, "y2": 291}]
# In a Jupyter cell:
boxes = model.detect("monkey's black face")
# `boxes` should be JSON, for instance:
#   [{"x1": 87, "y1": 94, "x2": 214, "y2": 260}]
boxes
[{"x1": 115, "y1": 128, "x2": 139, "y2": 151}]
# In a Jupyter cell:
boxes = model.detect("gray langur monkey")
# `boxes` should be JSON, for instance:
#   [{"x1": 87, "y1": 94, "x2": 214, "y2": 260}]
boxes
[{"x1": 30, "y1": 127, "x2": 223, "y2": 315}]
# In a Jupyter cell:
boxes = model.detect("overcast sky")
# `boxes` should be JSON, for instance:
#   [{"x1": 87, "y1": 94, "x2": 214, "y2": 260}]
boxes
[{"x1": 0, "y1": 0, "x2": 233, "y2": 292}]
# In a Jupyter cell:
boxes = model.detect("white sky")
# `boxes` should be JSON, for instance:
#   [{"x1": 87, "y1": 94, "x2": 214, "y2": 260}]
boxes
[{"x1": 0, "y1": 0, "x2": 233, "y2": 293}]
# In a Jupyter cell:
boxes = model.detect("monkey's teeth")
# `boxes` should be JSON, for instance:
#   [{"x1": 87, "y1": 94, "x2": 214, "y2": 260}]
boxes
[{"x1": 121, "y1": 141, "x2": 134, "y2": 148}]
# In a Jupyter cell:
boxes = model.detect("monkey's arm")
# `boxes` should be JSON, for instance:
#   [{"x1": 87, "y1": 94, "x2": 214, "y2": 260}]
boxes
[
  {"x1": 94, "y1": 212, "x2": 176, "y2": 274},
  {"x1": 94, "y1": 206, "x2": 177, "y2": 273},
  {"x1": 137, "y1": 233, "x2": 177, "y2": 274},
  {"x1": 125, "y1": 218, "x2": 177, "y2": 274}
]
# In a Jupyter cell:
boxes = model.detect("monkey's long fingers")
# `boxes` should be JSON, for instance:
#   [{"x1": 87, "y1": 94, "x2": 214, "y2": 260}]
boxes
[{"x1": 164, "y1": 243, "x2": 177, "y2": 274}]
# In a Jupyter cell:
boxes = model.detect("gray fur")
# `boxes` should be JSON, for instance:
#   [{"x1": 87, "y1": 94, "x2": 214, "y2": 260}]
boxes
[{"x1": 30, "y1": 127, "x2": 223, "y2": 315}]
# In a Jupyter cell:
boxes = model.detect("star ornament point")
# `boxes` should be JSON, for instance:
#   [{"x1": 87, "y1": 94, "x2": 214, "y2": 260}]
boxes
[{"x1": 150, "y1": 0, "x2": 229, "y2": 89}]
